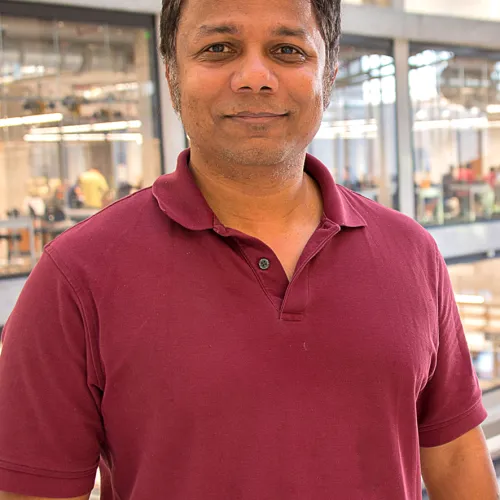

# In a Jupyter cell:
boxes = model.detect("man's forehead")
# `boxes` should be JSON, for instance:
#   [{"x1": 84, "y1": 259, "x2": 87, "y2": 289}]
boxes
[
  {"x1": 190, "y1": 23, "x2": 314, "y2": 43},
  {"x1": 179, "y1": 0, "x2": 318, "y2": 32}
]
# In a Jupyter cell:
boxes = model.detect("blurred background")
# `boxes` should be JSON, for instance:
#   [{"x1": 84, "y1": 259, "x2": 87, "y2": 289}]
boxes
[{"x1": 0, "y1": 0, "x2": 500, "y2": 497}]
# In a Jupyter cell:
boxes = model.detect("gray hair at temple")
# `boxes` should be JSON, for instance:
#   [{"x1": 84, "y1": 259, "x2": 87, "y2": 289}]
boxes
[{"x1": 159, "y1": 0, "x2": 342, "y2": 113}]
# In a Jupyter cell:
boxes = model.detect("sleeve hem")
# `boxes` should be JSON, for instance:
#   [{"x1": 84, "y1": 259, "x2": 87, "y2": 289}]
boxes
[
  {"x1": 0, "y1": 466, "x2": 96, "y2": 498},
  {"x1": 419, "y1": 399, "x2": 488, "y2": 448}
]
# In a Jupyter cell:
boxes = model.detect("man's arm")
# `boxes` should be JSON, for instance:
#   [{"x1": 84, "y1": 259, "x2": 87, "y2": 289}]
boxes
[
  {"x1": 0, "y1": 494, "x2": 89, "y2": 500},
  {"x1": 421, "y1": 426, "x2": 498, "y2": 499}
]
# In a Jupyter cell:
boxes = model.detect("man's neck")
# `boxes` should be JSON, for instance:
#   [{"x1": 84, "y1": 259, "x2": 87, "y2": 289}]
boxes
[{"x1": 188, "y1": 150, "x2": 321, "y2": 235}]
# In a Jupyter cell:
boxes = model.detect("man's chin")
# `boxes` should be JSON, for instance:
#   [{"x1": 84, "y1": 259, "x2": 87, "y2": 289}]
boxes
[{"x1": 217, "y1": 144, "x2": 294, "y2": 167}]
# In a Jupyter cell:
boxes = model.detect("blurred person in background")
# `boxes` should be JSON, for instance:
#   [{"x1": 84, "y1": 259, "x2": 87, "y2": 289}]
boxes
[
  {"x1": 22, "y1": 186, "x2": 46, "y2": 219},
  {"x1": 77, "y1": 166, "x2": 109, "y2": 209},
  {"x1": 0, "y1": 1, "x2": 497, "y2": 500}
]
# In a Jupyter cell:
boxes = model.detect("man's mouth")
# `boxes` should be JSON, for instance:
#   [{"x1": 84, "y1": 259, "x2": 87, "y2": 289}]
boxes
[{"x1": 226, "y1": 111, "x2": 289, "y2": 123}]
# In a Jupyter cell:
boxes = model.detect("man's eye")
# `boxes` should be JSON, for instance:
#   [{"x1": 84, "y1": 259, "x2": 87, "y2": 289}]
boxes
[
  {"x1": 206, "y1": 44, "x2": 229, "y2": 54},
  {"x1": 277, "y1": 46, "x2": 301, "y2": 55}
]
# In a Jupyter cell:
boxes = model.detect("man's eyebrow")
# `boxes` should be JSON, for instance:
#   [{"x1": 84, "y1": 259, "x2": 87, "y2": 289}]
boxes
[
  {"x1": 192, "y1": 24, "x2": 310, "y2": 42},
  {"x1": 271, "y1": 25, "x2": 309, "y2": 39},
  {"x1": 193, "y1": 24, "x2": 240, "y2": 42}
]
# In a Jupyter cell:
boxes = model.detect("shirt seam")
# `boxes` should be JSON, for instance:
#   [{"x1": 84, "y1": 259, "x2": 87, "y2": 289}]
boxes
[
  {"x1": 0, "y1": 458, "x2": 98, "y2": 480},
  {"x1": 418, "y1": 398, "x2": 484, "y2": 433},
  {"x1": 43, "y1": 247, "x2": 104, "y2": 389}
]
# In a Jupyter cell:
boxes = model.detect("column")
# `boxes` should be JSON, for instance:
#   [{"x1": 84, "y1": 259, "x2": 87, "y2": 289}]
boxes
[{"x1": 394, "y1": 39, "x2": 416, "y2": 219}]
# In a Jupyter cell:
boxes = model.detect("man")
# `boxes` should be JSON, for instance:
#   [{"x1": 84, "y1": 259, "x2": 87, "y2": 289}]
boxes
[
  {"x1": 0, "y1": 0, "x2": 497, "y2": 499},
  {"x1": 77, "y1": 166, "x2": 109, "y2": 209}
]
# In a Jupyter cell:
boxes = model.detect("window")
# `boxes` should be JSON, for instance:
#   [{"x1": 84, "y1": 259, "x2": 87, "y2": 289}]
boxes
[
  {"x1": 410, "y1": 44, "x2": 500, "y2": 226},
  {"x1": 0, "y1": 14, "x2": 161, "y2": 277},
  {"x1": 309, "y1": 36, "x2": 398, "y2": 209},
  {"x1": 448, "y1": 258, "x2": 500, "y2": 392}
]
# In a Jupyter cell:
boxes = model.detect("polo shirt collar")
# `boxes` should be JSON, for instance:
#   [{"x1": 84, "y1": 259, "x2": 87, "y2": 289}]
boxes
[{"x1": 152, "y1": 149, "x2": 367, "y2": 231}]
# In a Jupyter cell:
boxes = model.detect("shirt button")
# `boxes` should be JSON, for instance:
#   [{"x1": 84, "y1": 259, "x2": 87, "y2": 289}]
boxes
[{"x1": 258, "y1": 258, "x2": 270, "y2": 270}]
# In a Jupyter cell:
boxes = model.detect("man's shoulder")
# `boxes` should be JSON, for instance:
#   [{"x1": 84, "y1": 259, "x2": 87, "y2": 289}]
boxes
[
  {"x1": 46, "y1": 187, "x2": 165, "y2": 266},
  {"x1": 338, "y1": 185, "x2": 436, "y2": 250}
]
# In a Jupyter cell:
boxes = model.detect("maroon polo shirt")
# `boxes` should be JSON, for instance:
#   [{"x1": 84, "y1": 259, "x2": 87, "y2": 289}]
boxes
[{"x1": 0, "y1": 150, "x2": 486, "y2": 499}]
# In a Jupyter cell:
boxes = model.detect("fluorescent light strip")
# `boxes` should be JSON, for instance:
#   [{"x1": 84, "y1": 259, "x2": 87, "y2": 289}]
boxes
[
  {"x1": 413, "y1": 118, "x2": 500, "y2": 131},
  {"x1": 107, "y1": 133, "x2": 143, "y2": 144},
  {"x1": 0, "y1": 113, "x2": 63, "y2": 128},
  {"x1": 63, "y1": 134, "x2": 106, "y2": 142},
  {"x1": 487, "y1": 105, "x2": 500, "y2": 114},
  {"x1": 455, "y1": 294, "x2": 485, "y2": 305},
  {"x1": 24, "y1": 133, "x2": 143, "y2": 143},
  {"x1": 32, "y1": 120, "x2": 142, "y2": 135}
]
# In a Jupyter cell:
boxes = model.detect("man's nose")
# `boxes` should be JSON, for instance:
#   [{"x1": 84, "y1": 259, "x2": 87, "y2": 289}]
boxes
[{"x1": 230, "y1": 50, "x2": 279, "y2": 94}]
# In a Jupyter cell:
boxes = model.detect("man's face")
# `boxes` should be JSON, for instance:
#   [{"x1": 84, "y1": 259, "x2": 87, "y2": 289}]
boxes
[{"x1": 170, "y1": 0, "x2": 333, "y2": 167}]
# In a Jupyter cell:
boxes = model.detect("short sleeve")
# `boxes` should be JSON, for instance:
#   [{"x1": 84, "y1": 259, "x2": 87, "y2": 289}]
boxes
[
  {"x1": 0, "y1": 251, "x2": 103, "y2": 497},
  {"x1": 417, "y1": 246, "x2": 487, "y2": 447}
]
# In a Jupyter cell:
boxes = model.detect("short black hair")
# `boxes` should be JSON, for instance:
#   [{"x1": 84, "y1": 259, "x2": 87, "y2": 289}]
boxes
[{"x1": 159, "y1": 0, "x2": 342, "y2": 73}]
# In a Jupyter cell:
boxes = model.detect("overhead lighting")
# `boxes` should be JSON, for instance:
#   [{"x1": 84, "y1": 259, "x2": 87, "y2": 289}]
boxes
[
  {"x1": 487, "y1": 104, "x2": 500, "y2": 114},
  {"x1": 413, "y1": 117, "x2": 500, "y2": 131},
  {"x1": 107, "y1": 133, "x2": 143, "y2": 144},
  {"x1": 24, "y1": 132, "x2": 143, "y2": 143},
  {"x1": 455, "y1": 294, "x2": 485, "y2": 305},
  {"x1": 128, "y1": 120, "x2": 142, "y2": 129},
  {"x1": 32, "y1": 120, "x2": 142, "y2": 135},
  {"x1": 316, "y1": 118, "x2": 378, "y2": 139},
  {"x1": 60, "y1": 124, "x2": 93, "y2": 134},
  {"x1": 0, "y1": 113, "x2": 63, "y2": 128},
  {"x1": 93, "y1": 121, "x2": 130, "y2": 132},
  {"x1": 82, "y1": 82, "x2": 140, "y2": 99},
  {"x1": 63, "y1": 133, "x2": 106, "y2": 142}
]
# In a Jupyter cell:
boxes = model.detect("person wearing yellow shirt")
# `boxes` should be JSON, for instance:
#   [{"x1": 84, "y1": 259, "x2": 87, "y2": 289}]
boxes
[{"x1": 78, "y1": 167, "x2": 109, "y2": 209}]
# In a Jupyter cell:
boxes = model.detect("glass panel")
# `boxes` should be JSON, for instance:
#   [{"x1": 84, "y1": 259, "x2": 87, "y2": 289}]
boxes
[
  {"x1": 309, "y1": 38, "x2": 398, "y2": 209},
  {"x1": 406, "y1": 0, "x2": 500, "y2": 22},
  {"x1": 0, "y1": 15, "x2": 161, "y2": 278},
  {"x1": 410, "y1": 45, "x2": 500, "y2": 226},
  {"x1": 448, "y1": 258, "x2": 500, "y2": 392}
]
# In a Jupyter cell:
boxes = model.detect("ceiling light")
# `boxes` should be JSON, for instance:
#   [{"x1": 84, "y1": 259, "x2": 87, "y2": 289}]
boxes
[
  {"x1": 455, "y1": 294, "x2": 485, "y2": 305},
  {"x1": 107, "y1": 133, "x2": 143, "y2": 144},
  {"x1": 487, "y1": 104, "x2": 500, "y2": 114},
  {"x1": 0, "y1": 113, "x2": 63, "y2": 128}
]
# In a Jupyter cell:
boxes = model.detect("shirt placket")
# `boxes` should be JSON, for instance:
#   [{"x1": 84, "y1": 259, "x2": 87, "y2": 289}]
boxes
[{"x1": 213, "y1": 219, "x2": 341, "y2": 320}]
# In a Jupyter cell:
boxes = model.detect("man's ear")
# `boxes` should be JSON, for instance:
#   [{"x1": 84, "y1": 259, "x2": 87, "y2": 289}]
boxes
[
  {"x1": 332, "y1": 64, "x2": 339, "y2": 86},
  {"x1": 165, "y1": 64, "x2": 181, "y2": 114},
  {"x1": 323, "y1": 63, "x2": 339, "y2": 111},
  {"x1": 165, "y1": 65, "x2": 175, "y2": 102}
]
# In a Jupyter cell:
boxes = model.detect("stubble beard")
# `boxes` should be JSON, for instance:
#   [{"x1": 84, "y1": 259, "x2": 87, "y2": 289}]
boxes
[{"x1": 168, "y1": 67, "x2": 334, "y2": 175}]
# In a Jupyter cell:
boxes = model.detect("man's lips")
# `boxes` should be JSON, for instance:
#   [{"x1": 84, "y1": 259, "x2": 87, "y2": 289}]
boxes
[
  {"x1": 229, "y1": 112, "x2": 288, "y2": 118},
  {"x1": 227, "y1": 111, "x2": 288, "y2": 118},
  {"x1": 225, "y1": 112, "x2": 289, "y2": 123}
]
